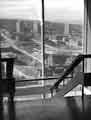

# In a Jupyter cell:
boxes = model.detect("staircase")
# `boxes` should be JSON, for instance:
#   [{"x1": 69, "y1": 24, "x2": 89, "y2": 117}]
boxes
[
  {"x1": 50, "y1": 54, "x2": 91, "y2": 98},
  {"x1": 55, "y1": 72, "x2": 83, "y2": 97}
]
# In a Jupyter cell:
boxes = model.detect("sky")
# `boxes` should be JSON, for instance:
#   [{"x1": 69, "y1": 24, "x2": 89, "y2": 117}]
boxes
[{"x1": 0, "y1": 0, "x2": 84, "y2": 24}]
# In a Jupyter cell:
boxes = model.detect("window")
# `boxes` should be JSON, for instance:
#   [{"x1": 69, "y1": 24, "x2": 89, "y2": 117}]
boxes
[
  {"x1": 0, "y1": 0, "x2": 84, "y2": 82},
  {"x1": 44, "y1": 0, "x2": 84, "y2": 78}
]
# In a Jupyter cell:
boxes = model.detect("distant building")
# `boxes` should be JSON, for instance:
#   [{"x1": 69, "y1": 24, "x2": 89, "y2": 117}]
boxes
[
  {"x1": 33, "y1": 22, "x2": 38, "y2": 33},
  {"x1": 64, "y1": 23, "x2": 69, "y2": 35}
]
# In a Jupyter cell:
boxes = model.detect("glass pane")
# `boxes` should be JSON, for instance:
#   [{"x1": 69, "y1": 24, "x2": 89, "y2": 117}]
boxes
[
  {"x1": 44, "y1": 0, "x2": 84, "y2": 78},
  {"x1": 0, "y1": 0, "x2": 42, "y2": 80}
]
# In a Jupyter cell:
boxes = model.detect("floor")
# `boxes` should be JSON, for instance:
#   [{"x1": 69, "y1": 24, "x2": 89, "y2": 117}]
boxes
[{"x1": 1, "y1": 95, "x2": 91, "y2": 120}]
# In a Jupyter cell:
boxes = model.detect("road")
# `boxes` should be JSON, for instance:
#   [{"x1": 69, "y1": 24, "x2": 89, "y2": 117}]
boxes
[{"x1": 1, "y1": 33, "x2": 42, "y2": 63}]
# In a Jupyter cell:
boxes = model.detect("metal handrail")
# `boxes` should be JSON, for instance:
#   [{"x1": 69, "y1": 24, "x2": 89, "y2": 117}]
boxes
[
  {"x1": 15, "y1": 76, "x2": 73, "y2": 83},
  {"x1": 50, "y1": 54, "x2": 91, "y2": 93}
]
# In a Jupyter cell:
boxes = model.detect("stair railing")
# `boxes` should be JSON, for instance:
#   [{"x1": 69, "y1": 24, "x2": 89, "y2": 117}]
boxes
[{"x1": 50, "y1": 54, "x2": 91, "y2": 96}]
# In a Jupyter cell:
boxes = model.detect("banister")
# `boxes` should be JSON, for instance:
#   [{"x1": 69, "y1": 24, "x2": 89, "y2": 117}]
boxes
[
  {"x1": 50, "y1": 54, "x2": 84, "y2": 91},
  {"x1": 84, "y1": 54, "x2": 91, "y2": 58},
  {"x1": 16, "y1": 76, "x2": 72, "y2": 83},
  {"x1": 50, "y1": 54, "x2": 91, "y2": 92}
]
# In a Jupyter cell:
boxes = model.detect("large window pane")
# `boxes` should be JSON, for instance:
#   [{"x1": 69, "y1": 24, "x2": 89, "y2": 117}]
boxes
[
  {"x1": 0, "y1": 0, "x2": 84, "y2": 82},
  {"x1": 44, "y1": 0, "x2": 84, "y2": 77},
  {"x1": 0, "y1": 0, "x2": 42, "y2": 80}
]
